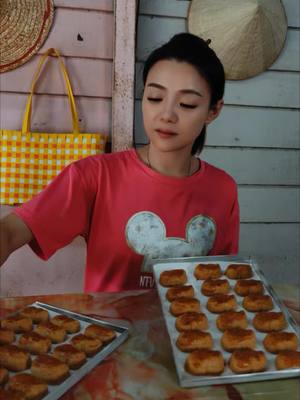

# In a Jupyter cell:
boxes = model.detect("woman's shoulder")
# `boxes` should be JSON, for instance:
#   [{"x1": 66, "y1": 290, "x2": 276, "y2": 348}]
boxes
[
  {"x1": 201, "y1": 160, "x2": 237, "y2": 188},
  {"x1": 74, "y1": 149, "x2": 135, "y2": 169}
]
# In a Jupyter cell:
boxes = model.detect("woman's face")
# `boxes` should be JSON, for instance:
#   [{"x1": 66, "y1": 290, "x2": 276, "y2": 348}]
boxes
[{"x1": 142, "y1": 59, "x2": 222, "y2": 154}]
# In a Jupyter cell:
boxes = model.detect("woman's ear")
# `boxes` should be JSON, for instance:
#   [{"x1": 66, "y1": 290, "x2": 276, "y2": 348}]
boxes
[{"x1": 205, "y1": 99, "x2": 224, "y2": 125}]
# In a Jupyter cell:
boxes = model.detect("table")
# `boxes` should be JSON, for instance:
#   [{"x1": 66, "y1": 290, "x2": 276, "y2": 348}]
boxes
[{"x1": 1, "y1": 287, "x2": 299, "y2": 400}]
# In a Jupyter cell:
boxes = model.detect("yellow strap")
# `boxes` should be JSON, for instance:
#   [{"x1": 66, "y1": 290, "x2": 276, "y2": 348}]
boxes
[{"x1": 22, "y1": 48, "x2": 80, "y2": 134}]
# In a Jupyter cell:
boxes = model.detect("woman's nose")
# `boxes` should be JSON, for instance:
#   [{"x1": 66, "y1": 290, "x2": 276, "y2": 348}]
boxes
[{"x1": 159, "y1": 102, "x2": 178, "y2": 123}]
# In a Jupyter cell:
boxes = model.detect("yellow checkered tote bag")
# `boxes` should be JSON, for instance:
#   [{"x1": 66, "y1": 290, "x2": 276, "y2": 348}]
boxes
[{"x1": 0, "y1": 48, "x2": 107, "y2": 205}]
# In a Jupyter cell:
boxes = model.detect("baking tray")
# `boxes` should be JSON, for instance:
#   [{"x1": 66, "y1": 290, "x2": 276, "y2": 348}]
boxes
[
  {"x1": 152, "y1": 255, "x2": 300, "y2": 388},
  {"x1": 1, "y1": 301, "x2": 129, "y2": 399}
]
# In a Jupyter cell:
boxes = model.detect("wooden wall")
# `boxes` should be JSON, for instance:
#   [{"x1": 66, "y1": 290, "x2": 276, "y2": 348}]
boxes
[
  {"x1": 134, "y1": 0, "x2": 300, "y2": 285},
  {"x1": 1, "y1": 0, "x2": 114, "y2": 135},
  {"x1": 0, "y1": 0, "x2": 299, "y2": 295},
  {"x1": 0, "y1": 0, "x2": 115, "y2": 296}
]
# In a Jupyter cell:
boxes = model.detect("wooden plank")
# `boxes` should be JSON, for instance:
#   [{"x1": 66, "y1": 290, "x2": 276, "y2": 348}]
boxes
[
  {"x1": 135, "y1": 62, "x2": 300, "y2": 108},
  {"x1": 1, "y1": 56, "x2": 112, "y2": 98},
  {"x1": 240, "y1": 223, "x2": 300, "y2": 258},
  {"x1": 271, "y1": 29, "x2": 300, "y2": 71},
  {"x1": 136, "y1": 16, "x2": 186, "y2": 62},
  {"x1": 239, "y1": 223, "x2": 300, "y2": 284},
  {"x1": 139, "y1": 0, "x2": 190, "y2": 17},
  {"x1": 225, "y1": 71, "x2": 300, "y2": 108},
  {"x1": 283, "y1": 0, "x2": 300, "y2": 28},
  {"x1": 201, "y1": 148, "x2": 300, "y2": 185},
  {"x1": 139, "y1": 0, "x2": 300, "y2": 29},
  {"x1": 240, "y1": 223, "x2": 299, "y2": 260},
  {"x1": 112, "y1": 0, "x2": 137, "y2": 152},
  {"x1": 39, "y1": 8, "x2": 114, "y2": 59},
  {"x1": 134, "y1": 101, "x2": 300, "y2": 149},
  {"x1": 238, "y1": 187, "x2": 300, "y2": 223},
  {"x1": 0, "y1": 93, "x2": 111, "y2": 135},
  {"x1": 54, "y1": 0, "x2": 113, "y2": 11},
  {"x1": 206, "y1": 106, "x2": 300, "y2": 149},
  {"x1": 136, "y1": 16, "x2": 299, "y2": 72}
]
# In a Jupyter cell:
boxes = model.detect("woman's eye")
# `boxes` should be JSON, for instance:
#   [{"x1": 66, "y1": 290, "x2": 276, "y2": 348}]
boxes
[
  {"x1": 180, "y1": 103, "x2": 197, "y2": 109},
  {"x1": 147, "y1": 97, "x2": 162, "y2": 102}
]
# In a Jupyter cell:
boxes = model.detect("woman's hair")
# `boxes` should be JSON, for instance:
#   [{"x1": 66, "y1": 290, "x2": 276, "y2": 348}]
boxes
[{"x1": 143, "y1": 33, "x2": 225, "y2": 155}]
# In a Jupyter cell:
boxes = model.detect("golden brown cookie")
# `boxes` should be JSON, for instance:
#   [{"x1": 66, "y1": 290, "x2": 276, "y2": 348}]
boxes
[
  {"x1": 275, "y1": 350, "x2": 300, "y2": 370},
  {"x1": 234, "y1": 279, "x2": 264, "y2": 296},
  {"x1": 253, "y1": 311, "x2": 287, "y2": 332},
  {"x1": 221, "y1": 328, "x2": 256, "y2": 352},
  {"x1": 185, "y1": 350, "x2": 224, "y2": 375},
  {"x1": 85, "y1": 324, "x2": 116, "y2": 344},
  {"x1": 0, "y1": 328, "x2": 15, "y2": 345},
  {"x1": 18, "y1": 332, "x2": 51, "y2": 355},
  {"x1": 176, "y1": 330, "x2": 213, "y2": 352},
  {"x1": 169, "y1": 298, "x2": 200, "y2": 317},
  {"x1": 225, "y1": 264, "x2": 253, "y2": 279},
  {"x1": 263, "y1": 332, "x2": 299, "y2": 353},
  {"x1": 0, "y1": 344, "x2": 31, "y2": 372},
  {"x1": 242, "y1": 294, "x2": 273, "y2": 312},
  {"x1": 229, "y1": 349, "x2": 267, "y2": 373},
  {"x1": 216, "y1": 310, "x2": 248, "y2": 332},
  {"x1": 159, "y1": 269, "x2": 187, "y2": 287},
  {"x1": 0, "y1": 367, "x2": 8, "y2": 386},
  {"x1": 166, "y1": 285, "x2": 194, "y2": 302},
  {"x1": 71, "y1": 334, "x2": 103, "y2": 356},
  {"x1": 206, "y1": 294, "x2": 237, "y2": 313},
  {"x1": 201, "y1": 279, "x2": 230, "y2": 296},
  {"x1": 51, "y1": 315, "x2": 80, "y2": 334},
  {"x1": 194, "y1": 264, "x2": 222, "y2": 280},
  {"x1": 34, "y1": 321, "x2": 66, "y2": 343},
  {"x1": 31, "y1": 355, "x2": 69, "y2": 385},
  {"x1": 175, "y1": 312, "x2": 208, "y2": 332},
  {"x1": 52, "y1": 344, "x2": 86, "y2": 369},
  {"x1": 19, "y1": 307, "x2": 49, "y2": 324},
  {"x1": 1, "y1": 315, "x2": 32, "y2": 333},
  {"x1": 7, "y1": 373, "x2": 48, "y2": 400}
]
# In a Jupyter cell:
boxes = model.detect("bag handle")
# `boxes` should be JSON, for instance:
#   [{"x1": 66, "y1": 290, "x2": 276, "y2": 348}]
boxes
[{"x1": 22, "y1": 48, "x2": 80, "y2": 134}]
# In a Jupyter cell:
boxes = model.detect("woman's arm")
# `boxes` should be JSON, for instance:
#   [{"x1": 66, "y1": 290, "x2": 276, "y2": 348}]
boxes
[{"x1": 0, "y1": 213, "x2": 33, "y2": 266}]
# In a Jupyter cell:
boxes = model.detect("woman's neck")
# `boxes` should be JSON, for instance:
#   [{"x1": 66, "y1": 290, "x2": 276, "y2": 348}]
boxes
[{"x1": 137, "y1": 145, "x2": 199, "y2": 177}]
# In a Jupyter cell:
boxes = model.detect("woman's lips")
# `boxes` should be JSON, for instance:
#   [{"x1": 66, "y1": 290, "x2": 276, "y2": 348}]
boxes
[{"x1": 156, "y1": 129, "x2": 177, "y2": 138}]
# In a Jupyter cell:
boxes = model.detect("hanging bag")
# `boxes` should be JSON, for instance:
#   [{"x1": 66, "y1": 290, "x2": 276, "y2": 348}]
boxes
[{"x1": 0, "y1": 48, "x2": 107, "y2": 205}]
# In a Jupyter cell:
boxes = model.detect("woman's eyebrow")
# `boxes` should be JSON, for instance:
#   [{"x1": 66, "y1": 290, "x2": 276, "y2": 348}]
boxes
[{"x1": 146, "y1": 82, "x2": 203, "y2": 97}]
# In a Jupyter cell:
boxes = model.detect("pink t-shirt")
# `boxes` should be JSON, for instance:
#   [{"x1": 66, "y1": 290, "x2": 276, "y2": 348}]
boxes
[{"x1": 14, "y1": 149, "x2": 239, "y2": 292}]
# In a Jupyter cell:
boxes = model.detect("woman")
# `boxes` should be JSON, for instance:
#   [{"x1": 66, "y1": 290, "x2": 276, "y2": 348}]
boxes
[{"x1": 0, "y1": 33, "x2": 239, "y2": 292}]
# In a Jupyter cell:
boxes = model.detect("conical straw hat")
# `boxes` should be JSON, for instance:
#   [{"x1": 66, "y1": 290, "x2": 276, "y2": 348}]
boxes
[
  {"x1": 0, "y1": 0, "x2": 54, "y2": 73},
  {"x1": 187, "y1": 0, "x2": 287, "y2": 80}
]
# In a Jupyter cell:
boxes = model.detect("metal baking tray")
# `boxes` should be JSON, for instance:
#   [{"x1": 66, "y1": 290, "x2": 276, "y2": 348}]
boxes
[
  {"x1": 1, "y1": 301, "x2": 129, "y2": 399},
  {"x1": 152, "y1": 255, "x2": 300, "y2": 388}
]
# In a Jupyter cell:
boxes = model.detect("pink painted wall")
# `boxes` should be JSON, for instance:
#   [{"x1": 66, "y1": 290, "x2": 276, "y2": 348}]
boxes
[{"x1": 0, "y1": 0, "x2": 114, "y2": 296}]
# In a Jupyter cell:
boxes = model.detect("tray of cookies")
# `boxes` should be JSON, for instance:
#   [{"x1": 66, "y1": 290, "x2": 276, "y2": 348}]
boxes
[
  {"x1": 0, "y1": 301, "x2": 129, "y2": 399},
  {"x1": 152, "y1": 255, "x2": 300, "y2": 388}
]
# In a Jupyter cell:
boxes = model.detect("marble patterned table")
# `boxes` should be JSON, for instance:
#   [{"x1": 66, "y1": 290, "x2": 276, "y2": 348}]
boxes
[{"x1": 0, "y1": 287, "x2": 299, "y2": 400}]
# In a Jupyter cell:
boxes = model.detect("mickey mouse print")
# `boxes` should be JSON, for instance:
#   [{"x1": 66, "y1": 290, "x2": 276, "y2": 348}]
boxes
[{"x1": 126, "y1": 211, "x2": 216, "y2": 288}]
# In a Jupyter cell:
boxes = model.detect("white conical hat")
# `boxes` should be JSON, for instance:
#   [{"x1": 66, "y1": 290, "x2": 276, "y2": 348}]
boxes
[{"x1": 187, "y1": 0, "x2": 287, "y2": 80}]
